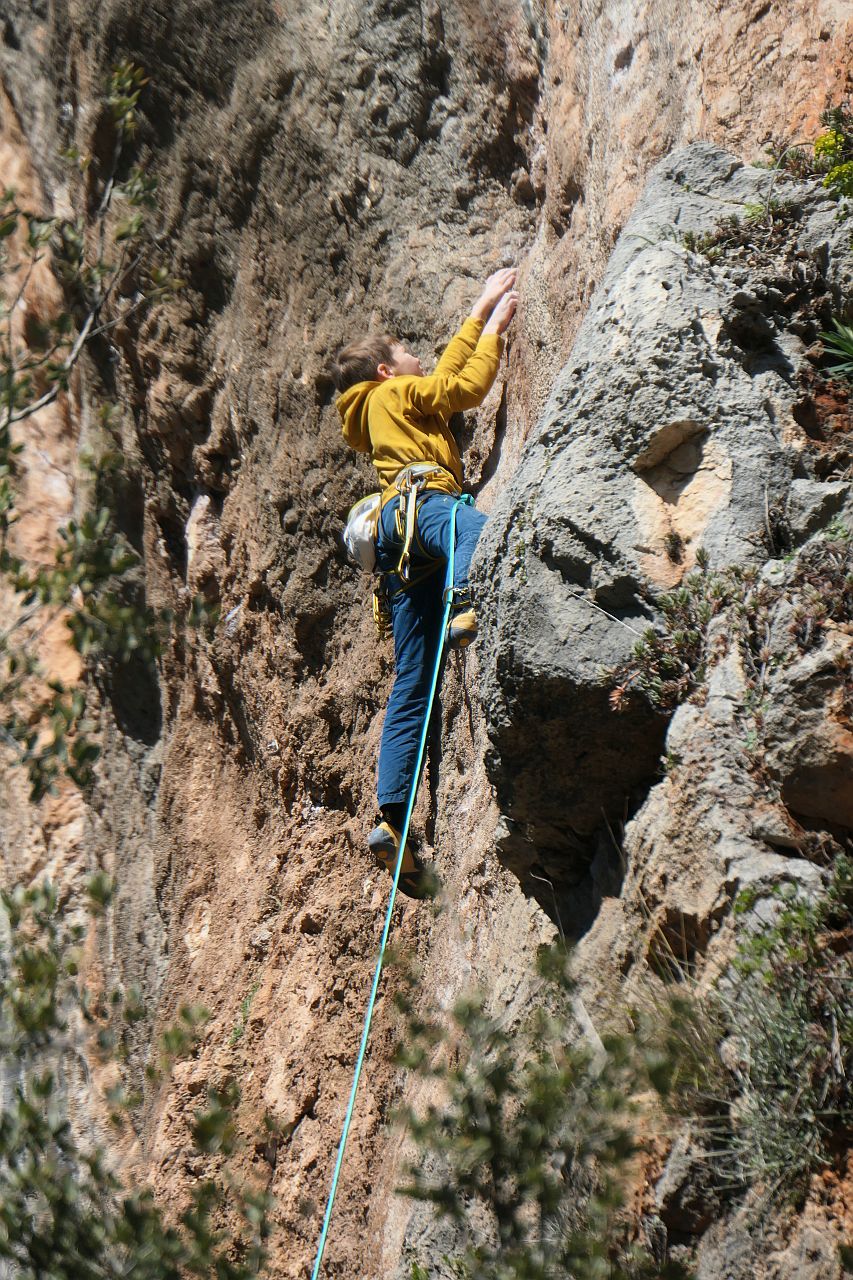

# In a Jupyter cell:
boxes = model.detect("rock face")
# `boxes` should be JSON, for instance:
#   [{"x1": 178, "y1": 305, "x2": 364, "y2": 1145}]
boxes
[
  {"x1": 1, "y1": 2, "x2": 852, "y2": 1280},
  {"x1": 474, "y1": 142, "x2": 852, "y2": 902},
  {"x1": 475, "y1": 141, "x2": 853, "y2": 1278}
]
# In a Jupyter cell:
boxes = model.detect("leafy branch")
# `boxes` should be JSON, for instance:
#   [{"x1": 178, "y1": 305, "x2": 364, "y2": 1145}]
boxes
[
  {"x1": 0, "y1": 63, "x2": 179, "y2": 442},
  {"x1": 397, "y1": 947, "x2": 692, "y2": 1280},
  {"x1": 0, "y1": 879, "x2": 272, "y2": 1279},
  {"x1": 0, "y1": 63, "x2": 184, "y2": 800}
]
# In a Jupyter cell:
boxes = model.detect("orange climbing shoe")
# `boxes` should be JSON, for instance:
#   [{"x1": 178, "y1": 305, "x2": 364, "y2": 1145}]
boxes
[
  {"x1": 448, "y1": 607, "x2": 478, "y2": 649},
  {"x1": 367, "y1": 822, "x2": 433, "y2": 900}
]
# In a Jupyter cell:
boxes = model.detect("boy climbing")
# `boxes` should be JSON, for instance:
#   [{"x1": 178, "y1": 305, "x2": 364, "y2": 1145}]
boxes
[{"x1": 333, "y1": 269, "x2": 518, "y2": 897}]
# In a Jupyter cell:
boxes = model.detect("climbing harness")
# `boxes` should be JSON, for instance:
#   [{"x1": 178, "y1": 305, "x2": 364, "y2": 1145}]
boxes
[
  {"x1": 393, "y1": 463, "x2": 457, "y2": 582},
  {"x1": 387, "y1": 462, "x2": 458, "y2": 583},
  {"x1": 344, "y1": 464, "x2": 460, "y2": 638},
  {"x1": 389, "y1": 463, "x2": 461, "y2": 636},
  {"x1": 310, "y1": 494, "x2": 471, "y2": 1280},
  {"x1": 342, "y1": 463, "x2": 459, "y2": 579}
]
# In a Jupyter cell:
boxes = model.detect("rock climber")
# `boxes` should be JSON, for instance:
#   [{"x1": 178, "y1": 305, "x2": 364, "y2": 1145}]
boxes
[{"x1": 332, "y1": 268, "x2": 518, "y2": 897}]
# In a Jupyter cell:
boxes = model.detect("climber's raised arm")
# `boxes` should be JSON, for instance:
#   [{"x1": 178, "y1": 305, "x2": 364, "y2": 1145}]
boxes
[
  {"x1": 408, "y1": 287, "x2": 518, "y2": 418},
  {"x1": 432, "y1": 267, "x2": 518, "y2": 378}
]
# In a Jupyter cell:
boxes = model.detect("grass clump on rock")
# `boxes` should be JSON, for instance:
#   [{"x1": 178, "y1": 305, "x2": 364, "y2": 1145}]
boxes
[
  {"x1": 770, "y1": 103, "x2": 853, "y2": 212},
  {"x1": 609, "y1": 554, "x2": 747, "y2": 714},
  {"x1": 787, "y1": 526, "x2": 853, "y2": 652},
  {"x1": 658, "y1": 858, "x2": 853, "y2": 1207},
  {"x1": 820, "y1": 317, "x2": 853, "y2": 384},
  {"x1": 610, "y1": 525, "x2": 853, "y2": 718}
]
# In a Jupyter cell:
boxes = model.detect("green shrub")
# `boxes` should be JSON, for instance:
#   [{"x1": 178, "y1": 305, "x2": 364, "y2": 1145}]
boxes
[
  {"x1": 813, "y1": 106, "x2": 853, "y2": 204},
  {"x1": 660, "y1": 859, "x2": 853, "y2": 1205},
  {"x1": 0, "y1": 63, "x2": 184, "y2": 799},
  {"x1": 0, "y1": 880, "x2": 271, "y2": 1278},
  {"x1": 397, "y1": 948, "x2": 692, "y2": 1280},
  {"x1": 0, "y1": 63, "x2": 272, "y2": 1279},
  {"x1": 399, "y1": 861, "x2": 852, "y2": 1276},
  {"x1": 819, "y1": 317, "x2": 853, "y2": 382},
  {"x1": 767, "y1": 104, "x2": 853, "y2": 216}
]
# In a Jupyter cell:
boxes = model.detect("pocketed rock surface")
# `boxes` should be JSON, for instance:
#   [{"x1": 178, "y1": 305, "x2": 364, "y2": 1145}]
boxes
[{"x1": 1, "y1": 2, "x2": 852, "y2": 1278}]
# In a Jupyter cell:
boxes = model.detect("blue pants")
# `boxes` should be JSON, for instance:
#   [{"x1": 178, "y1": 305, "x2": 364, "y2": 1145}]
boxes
[{"x1": 375, "y1": 492, "x2": 487, "y2": 809}]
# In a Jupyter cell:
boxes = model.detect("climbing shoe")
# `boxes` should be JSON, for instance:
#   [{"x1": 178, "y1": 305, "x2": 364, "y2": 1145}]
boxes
[
  {"x1": 367, "y1": 821, "x2": 432, "y2": 900},
  {"x1": 448, "y1": 607, "x2": 478, "y2": 649}
]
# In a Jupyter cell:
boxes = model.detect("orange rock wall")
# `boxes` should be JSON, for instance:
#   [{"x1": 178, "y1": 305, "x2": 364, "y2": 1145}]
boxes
[{"x1": 0, "y1": 2, "x2": 851, "y2": 1276}]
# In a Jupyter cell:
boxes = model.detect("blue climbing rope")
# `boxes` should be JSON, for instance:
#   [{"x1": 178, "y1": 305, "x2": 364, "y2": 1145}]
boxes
[{"x1": 310, "y1": 494, "x2": 472, "y2": 1280}]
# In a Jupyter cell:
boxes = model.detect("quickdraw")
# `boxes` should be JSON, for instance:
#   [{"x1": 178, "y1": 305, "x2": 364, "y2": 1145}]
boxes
[
  {"x1": 372, "y1": 557, "x2": 443, "y2": 641},
  {"x1": 372, "y1": 583, "x2": 392, "y2": 640}
]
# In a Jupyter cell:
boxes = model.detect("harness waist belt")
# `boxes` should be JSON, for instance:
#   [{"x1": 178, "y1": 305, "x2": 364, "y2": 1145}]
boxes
[{"x1": 391, "y1": 464, "x2": 461, "y2": 583}]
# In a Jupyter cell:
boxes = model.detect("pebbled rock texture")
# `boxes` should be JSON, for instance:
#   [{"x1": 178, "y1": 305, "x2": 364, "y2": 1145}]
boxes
[{"x1": 475, "y1": 141, "x2": 853, "y2": 1276}]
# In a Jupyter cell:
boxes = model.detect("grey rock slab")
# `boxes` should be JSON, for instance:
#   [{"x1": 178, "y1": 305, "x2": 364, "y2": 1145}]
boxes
[
  {"x1": 766, "y1": 1226, "x2": 845, "y2": 1280},
  {"x1": 697, "y1": 1210, "x2": 843, "y2": 1280},
  {"x1": 787, "y1": 479, "x2": 850, "y2": 542},
  {"x1": 655, "y1": 1131, "x2": 721, "y2": 1236},
  {"x1": 763, "y1": 629, "x2": 853, "y2": 828},
  {"x1": 473, "y1": 142, "x2": 849, "y2": 892}
]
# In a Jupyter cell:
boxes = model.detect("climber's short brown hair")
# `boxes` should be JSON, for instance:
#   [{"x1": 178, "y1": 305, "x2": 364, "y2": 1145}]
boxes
[{"x1": 330, "y1": 334, "x2": 395, "y2": 392}]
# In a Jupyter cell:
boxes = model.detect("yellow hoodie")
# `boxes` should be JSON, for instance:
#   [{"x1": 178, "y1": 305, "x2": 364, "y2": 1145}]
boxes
[{"x1": 337, "y1": 317, "x2": 504, "y2": 505}]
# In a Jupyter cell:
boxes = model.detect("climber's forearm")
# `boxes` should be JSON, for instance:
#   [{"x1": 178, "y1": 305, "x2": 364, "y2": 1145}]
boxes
[
  {"x1": 470, "y1": 267, "x2": 517, "y2": 321},
  {"x1": 470, "y1": 295, "x2": 493, "y2": 322}
]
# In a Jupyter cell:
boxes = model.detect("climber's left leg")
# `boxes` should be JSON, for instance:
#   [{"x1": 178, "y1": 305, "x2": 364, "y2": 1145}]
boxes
[
  {"x1": 376, "y1": 567, "x2": 444, "y2": 811},
  {"x1": 414, "y1": 494, "x2": 487, "y2": 646},
  {"x1": 413, "y1": 493, "x2": 487, "y2": 591}
]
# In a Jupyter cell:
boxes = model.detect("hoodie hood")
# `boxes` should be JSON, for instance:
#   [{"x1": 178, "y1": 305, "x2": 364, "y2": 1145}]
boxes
[{"x1": 337, "y1": 380, "x2": 380, "y2": 453}]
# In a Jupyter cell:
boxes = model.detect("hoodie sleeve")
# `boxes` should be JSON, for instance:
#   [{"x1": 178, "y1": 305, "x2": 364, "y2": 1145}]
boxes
[
  {"x1": 407, "y1": 334, "x2": 504, "y2": 418},
  {"x1": 341, "y1": 416, "x2": 371, "y2": 452},
  {"x1": 432, "y1": 317, "x2": 485, "y2": 377}
]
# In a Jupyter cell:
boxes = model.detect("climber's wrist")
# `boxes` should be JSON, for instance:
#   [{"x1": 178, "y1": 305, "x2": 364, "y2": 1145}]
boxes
[
  {"x1": 470, "y1": 294, "x2": 492, "y2": 321},
  {"x1": 483, "y1": 291, "x2": 518, "y2": 336}
]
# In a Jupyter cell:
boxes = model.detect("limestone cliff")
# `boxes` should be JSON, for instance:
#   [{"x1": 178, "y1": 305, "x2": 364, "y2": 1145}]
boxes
[{"x1": 1, "y1": 2, "x2": 852, "y2": 1278}]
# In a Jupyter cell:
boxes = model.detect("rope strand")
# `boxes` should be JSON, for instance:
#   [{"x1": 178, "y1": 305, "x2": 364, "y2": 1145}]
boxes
[{"x1": 309, "y1": 496, "x2": 469, "y2": 1280}]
